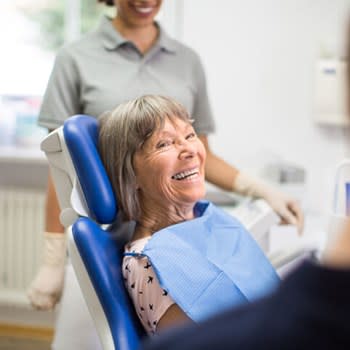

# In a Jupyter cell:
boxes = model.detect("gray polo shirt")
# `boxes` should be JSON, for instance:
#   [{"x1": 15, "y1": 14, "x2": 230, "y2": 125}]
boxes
[{"x1": 38, "y1": 16, "x2": 215, "y2": 135}]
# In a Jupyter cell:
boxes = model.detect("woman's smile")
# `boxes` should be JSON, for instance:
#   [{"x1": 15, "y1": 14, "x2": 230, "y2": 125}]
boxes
[
  {"x1": 171, "y1": 167, "x2": 200, "y2": 181},
  {"x1": 127, "y1": 1, "x2": 161, "y2": 19}
]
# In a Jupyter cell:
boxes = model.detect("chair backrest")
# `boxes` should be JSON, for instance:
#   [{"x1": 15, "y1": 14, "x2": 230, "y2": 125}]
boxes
[
  {"x1": 41, "y1": 115, "x2": 145, "y2": 350},
  {"x1": 63, "y1": 115, "x2": 117, "y2": 224}
]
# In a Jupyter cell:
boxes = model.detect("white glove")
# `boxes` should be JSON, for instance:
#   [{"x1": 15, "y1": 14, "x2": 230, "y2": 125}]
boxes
[
  {"x1": 233, "y1": 171, "x2": 304, "y2": 234},
  {"x1": 27, "y1": 232, "x2": 66, "y2": 310}
]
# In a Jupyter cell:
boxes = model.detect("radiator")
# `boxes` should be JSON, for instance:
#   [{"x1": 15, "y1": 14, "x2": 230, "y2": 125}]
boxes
[{"x1": 0, "y1": 187, "x2": 45, "y2": 306}]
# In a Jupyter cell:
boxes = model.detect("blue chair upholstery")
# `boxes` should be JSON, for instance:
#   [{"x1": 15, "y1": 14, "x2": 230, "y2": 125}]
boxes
[
  {"x1": 72, "y1": 218, "x2": 144, "y2": 350},
  {"x1": 63, "y1": 115, "x2": 117, "y2": 224},
  {"x1": 62, "y1": 115, "x2": 145, "y2": 350}
]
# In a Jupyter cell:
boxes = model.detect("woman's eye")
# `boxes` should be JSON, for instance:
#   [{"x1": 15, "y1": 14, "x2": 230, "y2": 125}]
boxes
[
  {"x1": 186, "y1": 132, "x2": 196, "y2": 140},
  {"x1": 156, "y1": 140, "x2": 172, "y2": 149}
]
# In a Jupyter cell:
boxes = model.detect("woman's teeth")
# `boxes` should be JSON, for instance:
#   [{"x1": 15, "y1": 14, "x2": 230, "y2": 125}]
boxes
[{"x1": 172, "y1": 169, "x2": 199, "y2": 180}]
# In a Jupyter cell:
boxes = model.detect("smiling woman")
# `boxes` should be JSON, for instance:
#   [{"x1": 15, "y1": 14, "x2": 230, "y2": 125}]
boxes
[
  {"x1": 98, "y1": 95, "x2": 202, "y2": 223},
  {"x1": 98, "y1": 95, "x2": 280, "y2": 335},
  {"x1": 133, "y1": 117, "x2": 207, "y2": 223}
]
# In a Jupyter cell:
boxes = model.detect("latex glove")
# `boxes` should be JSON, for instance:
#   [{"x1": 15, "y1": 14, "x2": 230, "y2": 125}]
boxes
[
  {"x1": 27, "y1": 232, "x2": 66, "y2": 310},
  {"x1": 233, "y1": 171, "x2": 304, "y2": 234}
]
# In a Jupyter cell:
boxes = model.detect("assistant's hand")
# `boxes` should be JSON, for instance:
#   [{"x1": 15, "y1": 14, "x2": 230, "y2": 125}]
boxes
[
  {"x1": 27, "y1": 232, "x2": 66, "y2": 310},
  {"x1": 262, "y1": 187, "x2": 304, "y2": 234},
  {"x1": 233, "y1": 171, "x2": 304, "y2": 234}
]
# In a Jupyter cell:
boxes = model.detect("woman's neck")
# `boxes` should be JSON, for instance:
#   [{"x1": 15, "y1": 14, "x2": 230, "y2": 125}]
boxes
[
  {"x1": 132, "y1": 203, "x2": 196, "y2": 241},
  {"x1": 112, "y1": 16, "x2": 159, "y2": 54}
]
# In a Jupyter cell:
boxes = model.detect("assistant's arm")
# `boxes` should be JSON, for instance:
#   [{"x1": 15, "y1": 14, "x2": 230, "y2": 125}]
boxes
[
  {"x1": 27, "y1": 174, "x2": 66, "y2": 310},
  {"x1": 45, "y1": 174, "x2": 65, "y2": 233},
  {"x1": 199, "y1": 135, "x2": 304, "y2": 233},
  {"x1": 198, "y1": 135, "x2": 239, "y2": 191},
  {"x1": 28, "y1": 48, "x2": 80, "y2": 310}
]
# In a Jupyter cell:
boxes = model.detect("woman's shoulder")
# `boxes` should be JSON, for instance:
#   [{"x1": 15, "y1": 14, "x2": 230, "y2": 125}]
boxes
[
  {"x1": 122, "y1": 237, "x2": 155, "y2": 285},
  {"x1": 125, "y1": 237, "x2": 151, "y2": 254},
  {"x1": 123, "y1": 237, "x2": 151, "y2": 268}
]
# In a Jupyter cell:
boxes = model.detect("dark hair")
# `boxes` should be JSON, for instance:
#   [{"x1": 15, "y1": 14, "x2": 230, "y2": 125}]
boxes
[{"x1": 97, "y1": 0, "x2": 114, "y2": 6}]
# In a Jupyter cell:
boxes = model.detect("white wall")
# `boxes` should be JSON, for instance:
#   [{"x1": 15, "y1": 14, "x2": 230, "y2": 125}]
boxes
[{"x1": 180, "y1": 0, "x2": 350, "y2": 214}]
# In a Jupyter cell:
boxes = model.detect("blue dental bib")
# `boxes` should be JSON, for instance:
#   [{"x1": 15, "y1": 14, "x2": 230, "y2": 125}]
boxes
[{"x1": 140, "y1": 201, "x2": 280, "y2": 322}]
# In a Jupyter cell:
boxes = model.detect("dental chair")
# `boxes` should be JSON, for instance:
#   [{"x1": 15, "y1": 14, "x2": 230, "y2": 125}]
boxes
[
  {"x1": 41, "y1": 115, "x2": 313, "y2": 350},
  {"x1": 40, "y1": 115, "x2": 145, "y2": 350}
]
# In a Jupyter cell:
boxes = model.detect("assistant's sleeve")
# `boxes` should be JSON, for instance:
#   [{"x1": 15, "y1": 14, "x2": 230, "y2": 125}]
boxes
[
  {"x1": 191, "y1": 53, "x2": 216, "y2": 136},
  {"x1": 38, "y1": 47, "x2": 81, "y2": 130}
]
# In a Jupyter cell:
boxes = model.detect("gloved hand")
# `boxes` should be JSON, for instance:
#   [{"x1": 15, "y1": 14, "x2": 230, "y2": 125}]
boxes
[
  {"x1": 233, "y1": 171, "x2": 304, "y2": 234},
  {"x1": 27, "y1": 232, "x2": 66, "y2": 310}
]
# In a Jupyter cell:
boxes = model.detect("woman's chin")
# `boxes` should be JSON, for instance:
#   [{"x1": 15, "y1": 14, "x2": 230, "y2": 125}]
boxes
[{"x1": 182, "y1": 189, "x2": 206, "y2": 205}]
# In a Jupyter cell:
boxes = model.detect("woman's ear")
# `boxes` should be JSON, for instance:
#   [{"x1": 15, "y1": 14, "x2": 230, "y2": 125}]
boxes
[{"x1": 134, "y1": 178, "x2": 140, "y2": 190}]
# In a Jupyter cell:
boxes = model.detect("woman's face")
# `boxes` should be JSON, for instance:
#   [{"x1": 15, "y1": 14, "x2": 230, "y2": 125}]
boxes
[
  {"x1": 114, "y1": 0, "x2": 162, "y2": 28},
  {"x1": 133, "y1": 117, "x2": 206, "y2": 210}
]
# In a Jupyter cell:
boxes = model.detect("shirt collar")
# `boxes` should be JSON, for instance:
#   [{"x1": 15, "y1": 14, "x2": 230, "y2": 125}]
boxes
[
  {"x1": 156, "y1": 23, "x2": 177, "y2": 53},
  {"x1": 99, "y1": 16, "x2": 177, "y2": 53},
  {"x1": 99, "y1": 16, "x2": 128, "y2": 50}
]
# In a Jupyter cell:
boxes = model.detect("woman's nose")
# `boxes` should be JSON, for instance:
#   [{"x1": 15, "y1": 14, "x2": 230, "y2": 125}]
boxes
[{"x1": 178, "y1": 139, "x2": 195, "y2": 159}]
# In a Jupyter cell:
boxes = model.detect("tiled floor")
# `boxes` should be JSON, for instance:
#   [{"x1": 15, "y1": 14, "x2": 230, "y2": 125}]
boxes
[{"x1": 0, "y1": 304, "x2": 55, "y2": 350}]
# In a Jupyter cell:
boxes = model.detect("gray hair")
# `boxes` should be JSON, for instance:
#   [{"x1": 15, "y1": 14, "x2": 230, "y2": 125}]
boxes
[{"x1": 98, "y1": 95, "x2": 192, "y2": 221}]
